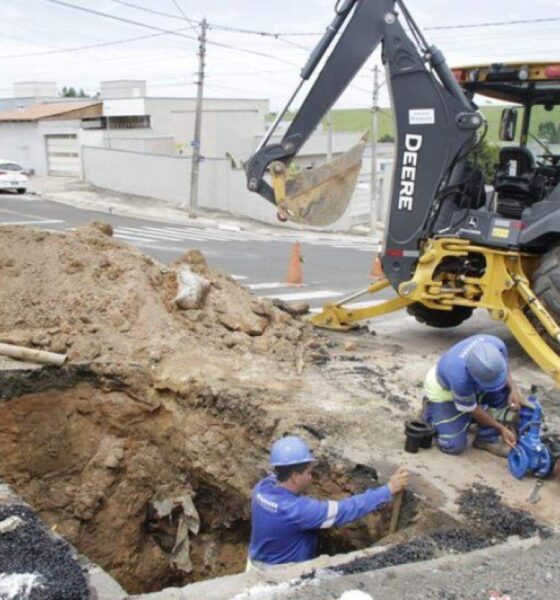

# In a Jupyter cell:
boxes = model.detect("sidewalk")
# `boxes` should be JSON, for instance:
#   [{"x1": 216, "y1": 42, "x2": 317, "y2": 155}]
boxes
[{"x1": 29, "y1": 176, "x2": 384, "y2": 243}]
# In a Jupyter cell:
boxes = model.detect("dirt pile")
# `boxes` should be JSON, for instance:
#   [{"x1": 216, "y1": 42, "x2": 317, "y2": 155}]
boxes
[
  {"x1": 0, "y1": 223, "x2": 324, "y2": 367},
  {"x1": 0, "y1": 224, "x2": 396, "y2": 594}
]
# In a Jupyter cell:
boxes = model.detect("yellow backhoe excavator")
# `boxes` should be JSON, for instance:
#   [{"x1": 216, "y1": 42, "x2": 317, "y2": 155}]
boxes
[{"x1": 245, "y1": 0, "x2": 560, "y2": 385}]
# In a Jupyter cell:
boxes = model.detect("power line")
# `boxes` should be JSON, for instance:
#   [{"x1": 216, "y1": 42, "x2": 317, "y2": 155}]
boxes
[
  {"x1": 424, "y1": 16, "x2": 560, "y2": 31},
  {"x1": 0, "y1": 27, "x2": 195, "y2": 60},
  {"x1": 169, "y1": 0, "x2": 199, "y2": 35},
  {"x1": 106, "y1": 1, "x2": 560, "y2": 37},
  {"x1": 42, "y1": 0, "x2": 302, "y2": 68},
  {"x1": 108, "y1": 0, "x2": 317, "y2": 38}
]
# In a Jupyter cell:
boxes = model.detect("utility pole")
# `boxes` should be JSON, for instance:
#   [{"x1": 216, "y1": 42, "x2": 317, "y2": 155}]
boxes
[
  {"x1": 188, "y1": 17, "x2": 208, "y2": 212},
  {"x1": 369, "y1": 65, "x2": 380, "y2": 236},
  {"x1": 326, "y1": 109, "x2": 333, "y2": 162}
]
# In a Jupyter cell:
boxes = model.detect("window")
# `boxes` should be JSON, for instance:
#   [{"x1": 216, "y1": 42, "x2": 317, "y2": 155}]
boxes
[
  {"x1": 0, "y1": 162, "x2": 23, "y2": 172},
  {"x1": 81, "y1": 115, "x2": 151, "y2": 130}
]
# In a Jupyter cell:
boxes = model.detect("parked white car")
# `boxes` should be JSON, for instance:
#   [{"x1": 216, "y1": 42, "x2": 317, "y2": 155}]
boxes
[{"x1": 0, "y1": 160, "x2": 28, "y2": 194}]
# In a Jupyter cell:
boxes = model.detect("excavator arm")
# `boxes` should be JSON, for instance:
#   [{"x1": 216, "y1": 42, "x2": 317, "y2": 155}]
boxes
[
  {"x1": 246, "y1": 0, "x2": 560, "y2": 384},
  {"x1": 246, "y1": 0, "x2": 483, "y2": 290}
]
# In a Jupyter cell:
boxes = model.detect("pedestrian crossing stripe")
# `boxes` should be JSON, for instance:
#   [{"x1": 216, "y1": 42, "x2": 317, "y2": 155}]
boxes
[{"x1": 111, "y1": 225, "x2": 379, "y2": 251}]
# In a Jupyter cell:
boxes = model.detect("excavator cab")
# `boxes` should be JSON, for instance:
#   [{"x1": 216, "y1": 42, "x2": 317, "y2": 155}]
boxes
[
  {"x1": 246, "y1": 0, "x2": 560, "y2": 385},
  {"x1": 455, "y1": 63, "x2": 560, "y2": 221}
]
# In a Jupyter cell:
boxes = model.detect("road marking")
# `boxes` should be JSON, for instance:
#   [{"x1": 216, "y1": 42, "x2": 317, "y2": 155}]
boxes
[
  {"x1": 114, "y1": 233, "x2": 158, "y2": 243},
  {"x1": 116, "y1": 226, "x2": 207, "y2": 242},
  {"x1": 248, "y1": 282, "x2": 291, "y2": 290},
  {"x1": 111, "y1": 225, "x2": 379, "y2": 250},
  {"x1": 0, "y1": 219, "x2": 64, "y2": 226},
  {"x1": 263, "y1": 290, "x2": 343, "y2": 302}
]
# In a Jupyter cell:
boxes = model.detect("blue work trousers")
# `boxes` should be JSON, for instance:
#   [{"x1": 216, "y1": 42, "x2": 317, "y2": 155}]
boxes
[{"x1": 424, "y1": 389, "x2": 509, "y2": 455}]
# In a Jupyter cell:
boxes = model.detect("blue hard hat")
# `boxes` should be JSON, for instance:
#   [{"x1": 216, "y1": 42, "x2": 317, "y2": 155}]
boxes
[
  {"x1": 269, "y1": 436, "x2": 315, "y2": 467},
  {"x1": 466, "y1": 341, "x2": 507, "y2": 392}
]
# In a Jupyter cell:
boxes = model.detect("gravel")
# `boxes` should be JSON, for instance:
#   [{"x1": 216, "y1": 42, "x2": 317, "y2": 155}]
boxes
[
  {"x1": 322, "y1": 485, "x2": 550, "y2": 577},
  {"x1": 0, "y1": 504, "x2": 89, "y2": 600},
  {"x1": 277, "y1": 536, "x2": 560, "y2": 600},
  {"x1": 457, "y1": 484, "x2": 553, "y2": 540}
]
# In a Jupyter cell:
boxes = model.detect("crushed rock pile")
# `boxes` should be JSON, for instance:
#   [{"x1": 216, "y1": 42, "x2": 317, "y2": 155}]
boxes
[
  {"x1": 0, "y1": 223, "x2": 327, "y2": 368},
  {"x1": 333, "y1": 485, "x2": 551, "y2": 577},
  {"x1": 0, "y1": 504, "x2": 89, "y2": 599}
]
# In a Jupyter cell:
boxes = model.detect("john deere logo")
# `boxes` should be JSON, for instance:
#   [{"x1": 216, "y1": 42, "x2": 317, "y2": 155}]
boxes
[{"x1": 467, "y1": 216, "x2": 479, "y2": 229}]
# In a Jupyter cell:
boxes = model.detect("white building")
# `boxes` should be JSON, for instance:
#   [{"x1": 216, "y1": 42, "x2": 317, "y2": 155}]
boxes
[
  {"x1": 0, "y1": 101, "x2": 102, "y2": 176},
  {"x1": 0, "y1": 78, "x2": 396, "y2": 229}
]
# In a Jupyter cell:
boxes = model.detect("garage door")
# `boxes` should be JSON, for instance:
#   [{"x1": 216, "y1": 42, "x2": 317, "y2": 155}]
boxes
[{"x1": 46, "y1": 134, "x2": 80, "y2": 176}]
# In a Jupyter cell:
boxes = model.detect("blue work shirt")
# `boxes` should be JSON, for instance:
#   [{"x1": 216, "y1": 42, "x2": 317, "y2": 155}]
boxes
[
  {"x1": 249, "y1": 474, "x2": 392, "y2": 565},
  {"x1": 436, "y1": 334, "x2": 508, "y2": 413}
]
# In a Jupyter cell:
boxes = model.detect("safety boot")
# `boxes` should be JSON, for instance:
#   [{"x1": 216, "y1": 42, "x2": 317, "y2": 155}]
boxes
[{"x1": 472, "y1": 438, "x2": 511, "y2": 458}]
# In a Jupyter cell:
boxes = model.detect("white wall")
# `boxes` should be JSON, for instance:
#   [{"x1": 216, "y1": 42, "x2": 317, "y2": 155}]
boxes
[
  {"x1": 103, "y1": 98, "x2": 146, "y2": 117},
  {"x1": 0, "y1": 122, "x2": 42, "y2": 173},
  {"x1": 146, "y1": 98, "x2": 269, "y2": 160},
  {"x1": 83, "y1": 146, "x2": 191, "y2": 205},
  {"x1": 107, "y1": 135, "x2": 175, "y2": 155},
  {"x1": 82, "y1": 145, "x2": 392, "y2": 230},
  {"x1": 0, "y1": 119, "x2": 84, "y2": 176}
]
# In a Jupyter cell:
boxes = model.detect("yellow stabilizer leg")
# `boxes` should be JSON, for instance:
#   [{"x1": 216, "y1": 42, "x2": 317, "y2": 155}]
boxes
[
  {"x1": 310, "y1": 278, "x2": 413, "y2": 331},
  {"x1": 395, "y1": 238, "x2": 560, "y2": 386},
  {"x1": 504, "y1": 307, "x2": 560, "y2": 384}
]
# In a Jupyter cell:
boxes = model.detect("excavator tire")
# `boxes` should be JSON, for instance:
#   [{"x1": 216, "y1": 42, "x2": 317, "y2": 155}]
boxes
[
  {"x1": 529, "y1": 244, "x2": 560, "y2": 353},
  {"x1": 407, "y1": 303, "x2": 474, "y2": 328}
]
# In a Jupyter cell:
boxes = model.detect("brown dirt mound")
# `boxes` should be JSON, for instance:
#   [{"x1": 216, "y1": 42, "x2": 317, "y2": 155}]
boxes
[{"x1": 0, "y1": 223, "x2": 322, "y2": 368}]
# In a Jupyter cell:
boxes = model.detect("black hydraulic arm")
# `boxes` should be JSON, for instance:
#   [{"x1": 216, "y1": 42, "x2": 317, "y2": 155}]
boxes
[
  {"x1": 246, "y1": 0, "x2": 483, "y2": 289},
  {"x1": 246, "y1": 0, "x2": 395, "y2": 203}
]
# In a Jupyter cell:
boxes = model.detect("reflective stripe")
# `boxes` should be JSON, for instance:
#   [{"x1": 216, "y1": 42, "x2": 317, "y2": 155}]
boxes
[
  {"x1": 423, "y1": 367, "x2": 453, "y2": 403},
  {"x1": 320, "y1": 500, "x2": 339, "y2": 529},
  {"x1": 433, "y1": 410, "x2": 469, "y2": 428},
  {"x1": 437, "y1": 420, "x2": 471, "y2": 439},
  {"x1": 454, "y1": 401, "x2": 476, "y2": 413}
]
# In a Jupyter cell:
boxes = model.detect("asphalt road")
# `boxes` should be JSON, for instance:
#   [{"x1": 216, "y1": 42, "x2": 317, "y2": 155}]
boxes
[{"x1": 0, "y1": 191, "x2": 394, "y2": 313}]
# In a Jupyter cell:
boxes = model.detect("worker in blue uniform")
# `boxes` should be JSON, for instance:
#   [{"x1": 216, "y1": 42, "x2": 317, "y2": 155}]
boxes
[
  {"x1": 248, "y1": 436, "x2": 410, "y2": 568},
  {"x1": 423, "y1": 334, "x2": 521, "y2": 457}
]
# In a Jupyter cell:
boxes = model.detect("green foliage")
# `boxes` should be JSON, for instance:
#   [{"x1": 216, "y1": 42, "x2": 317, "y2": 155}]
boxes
[
  {"x1": 538, "y1": 120, "x2": 560, "y2": 143},
  {"x1": 60, "y1": 86, "x2": 89, "y2": 98},
  {"x1": 379, "y1": 133, "x2": 394, "y2": 143},
  {"x1": 471, "y1": 138, "x2": 500, "y2": 181}
]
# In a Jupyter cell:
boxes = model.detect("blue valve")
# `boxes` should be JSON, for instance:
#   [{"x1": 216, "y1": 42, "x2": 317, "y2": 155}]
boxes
[{"x1": 507, "y1": 396, "x2": 554, "y2": 479}]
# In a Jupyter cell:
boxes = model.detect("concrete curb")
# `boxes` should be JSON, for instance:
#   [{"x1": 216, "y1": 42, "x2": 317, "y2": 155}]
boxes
[{"x1": 130, "y1": 536, "x2": 543, "y2": 600}]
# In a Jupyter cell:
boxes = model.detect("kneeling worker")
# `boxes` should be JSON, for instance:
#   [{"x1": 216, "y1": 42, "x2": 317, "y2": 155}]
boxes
[
  {"x1": 423, "y1": 334, "x2": 520, "y2": 456},
  {"x1": 248, "y1": 436, "x2": 410, "y2": 568}
]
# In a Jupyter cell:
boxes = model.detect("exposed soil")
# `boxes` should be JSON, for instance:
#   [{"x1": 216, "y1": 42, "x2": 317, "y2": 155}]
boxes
[
  {"x1": 0, "y1": 224, "x2": 558, "y2": 596},
  {"x1": 0, "y1": 224, "x2": 424, "y2": 594}
]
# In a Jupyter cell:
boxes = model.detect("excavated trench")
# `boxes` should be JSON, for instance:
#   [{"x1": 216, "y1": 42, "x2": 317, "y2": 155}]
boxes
[{"x1": 0, "y1": 365, "x2": 446, "y2": 595}]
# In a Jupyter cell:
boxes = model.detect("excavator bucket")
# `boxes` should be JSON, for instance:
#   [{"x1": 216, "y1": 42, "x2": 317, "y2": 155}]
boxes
[{"x1": 271, "y1": 137, "x2": 367, "y2": 227}]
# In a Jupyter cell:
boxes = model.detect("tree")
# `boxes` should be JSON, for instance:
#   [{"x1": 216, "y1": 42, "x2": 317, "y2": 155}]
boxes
[
  {"x1": 471, "y1": 138, "x2": 500, "y2": 181},
  {"x1": 60, "y1": 86, "x2": 89, "y2": 98},
  {"x1": 538, "y1": 121, "x2": 560, "y2": 144}
]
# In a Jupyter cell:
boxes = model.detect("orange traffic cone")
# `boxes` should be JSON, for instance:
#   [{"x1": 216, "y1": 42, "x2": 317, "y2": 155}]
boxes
[
  {"x1": 370, "y1": 254, "x2": 384, "y2": 279},
  {"x1": 286, "y1": 241, "x2": 304, "y2": 286}
]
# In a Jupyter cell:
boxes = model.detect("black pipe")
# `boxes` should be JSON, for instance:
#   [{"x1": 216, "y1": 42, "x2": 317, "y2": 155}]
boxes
[{"x1": 300, "y1": 0, "x2": 358, "y2": 80}]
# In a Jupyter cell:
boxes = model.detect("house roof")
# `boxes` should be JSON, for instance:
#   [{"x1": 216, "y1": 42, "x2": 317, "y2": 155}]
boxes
[{"x1": 0, "y1": 101, "x2": 102, "y2": 122}]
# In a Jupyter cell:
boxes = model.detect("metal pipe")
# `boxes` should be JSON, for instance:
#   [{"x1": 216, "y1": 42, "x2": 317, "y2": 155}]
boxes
[{"x1": 335, "y1": 286, "x2": 372, "y2": 306}]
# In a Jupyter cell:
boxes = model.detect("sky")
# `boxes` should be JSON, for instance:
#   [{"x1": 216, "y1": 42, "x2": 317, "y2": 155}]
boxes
[{"x1": 1, "y1": 0, "x2": 560, "y2": 110}]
